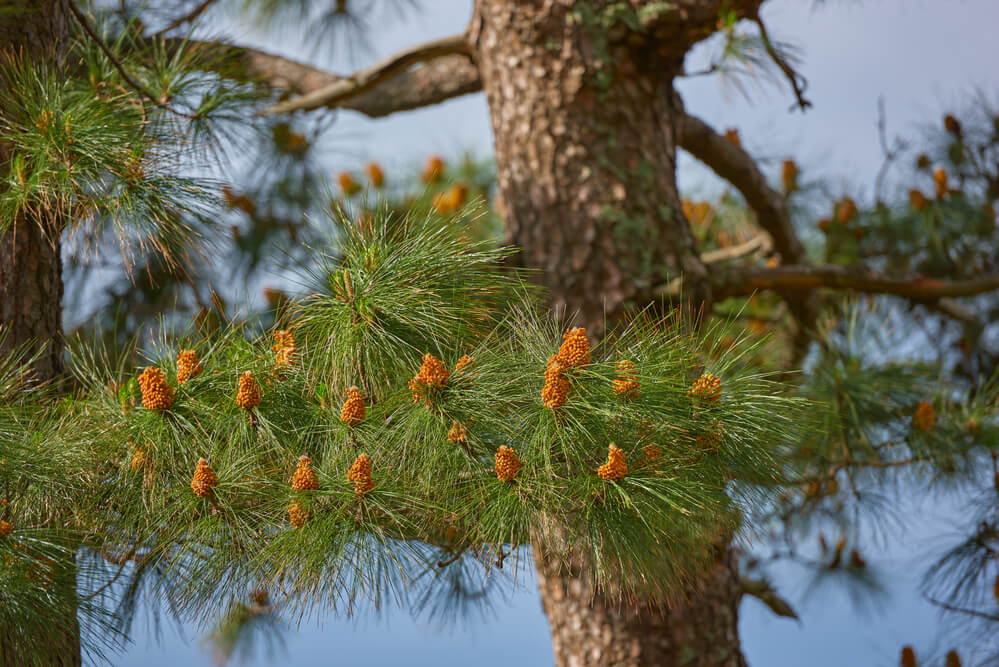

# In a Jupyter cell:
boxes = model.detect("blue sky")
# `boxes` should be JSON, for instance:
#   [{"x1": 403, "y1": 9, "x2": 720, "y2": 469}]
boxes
[{"x1": 112, "y1": 1, "x2": 999, "y2": 665}]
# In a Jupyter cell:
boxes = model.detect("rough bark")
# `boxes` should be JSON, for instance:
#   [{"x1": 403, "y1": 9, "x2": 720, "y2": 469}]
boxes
[
  {"x1": 474, "y1": 0, "x2": 713, "y2": 336},
  {"x1": 534, "y1": 543, "x2": 746, "y2": 667},
  {"x1": 474, "y1": 2, "x2": 751, "y2": 665},
  {"x1": 0, "y1": 0, "x2": 68, "y2": 383},
  {"x1": 0, "y1": 217, "x2": 65, "y2": 381},
  {"x1": 0, "y1": 3, "x2": 78, "y2": 665}
]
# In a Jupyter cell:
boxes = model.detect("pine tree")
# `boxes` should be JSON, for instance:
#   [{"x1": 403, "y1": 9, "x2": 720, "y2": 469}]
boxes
[{"x1": 1, "y1": 2, "x2": 998, "y2": 666}]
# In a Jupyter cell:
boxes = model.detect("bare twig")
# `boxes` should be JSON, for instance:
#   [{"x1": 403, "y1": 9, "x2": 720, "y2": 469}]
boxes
[
  {"x1": 154, "y1": 0, "x2": 220, "y2": 37},
  {"x1": 740, "y1": 577, "x2": 800, "y2": 621},
  {"x1": 751, "y1": 11, "x2": 810, "y2": 112},
  {"x1": 261, "y1": 34, "x2": 472, "y2": 115},
  {"x1": 926, "y1": 595, "x2": 999, "y2": 622},
  {"x1": 701, "y1": 233, "x2": 772, "y2": 264}
]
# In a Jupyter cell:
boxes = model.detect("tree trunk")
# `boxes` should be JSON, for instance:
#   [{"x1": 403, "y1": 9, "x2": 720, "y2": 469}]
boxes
[
  {"x1": 473, "y1": 0, "x2": 711, "y2": 336},
  {"x1": 0, "y1": 3, "x2": 78, "y2": 665},
  {"x1": 474, "y1": 2, "x2": 752, "y2": 665},
  {"x1": 0, "y1": 0, "x2": 69, "y2": 381},
  {"x1": 0, "y1": 217, "x2": 65, "y2": 381},
  {"x1": 534, "y1": 544, "x2": 746, "y2": 667}
]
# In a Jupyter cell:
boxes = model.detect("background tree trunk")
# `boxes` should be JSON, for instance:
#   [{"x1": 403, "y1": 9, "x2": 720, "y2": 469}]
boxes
[
  {"x1": 475, "y1": 2, "x2": 744, "y2": 665},
  {"x1": 0, "y1": 217, "x2": 65, "y2": 381},
  {"x1": 0, "y1": 3, "x2": 79, "y2": 665},
  {"x1": 474, "y1": 0, "x2": 710, "y2": 336},
  {"x1": 0, "y1": 0, "x2": 69, "y2": 381}
]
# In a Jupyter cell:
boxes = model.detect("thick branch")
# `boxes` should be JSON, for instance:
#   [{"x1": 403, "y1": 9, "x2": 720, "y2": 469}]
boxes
[
  {"x1": 673, "y1": 95, "x2": 804, "y2": 264},
  {"x1": 173, "y1": 38, "x2": 480, "y2": 118},
  {"x1": 261, "y1": 34, "x2": 473, "y2": 115},
  {"x1": 709, "y1": 265, "x2": 999, "y2": 300}
]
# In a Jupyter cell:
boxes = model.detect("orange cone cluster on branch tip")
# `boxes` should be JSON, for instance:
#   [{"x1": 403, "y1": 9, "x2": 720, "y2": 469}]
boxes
[
  {"x1": 272, "y1": 329, "x2": 295, "y2": 367},
  {"x1": 176, "y1": 350, "x2": 203, "y2": 384},
  {"x1": 781, "y1": 159, "x2": 798, "y2": 193},
  {"x1": 292, "y1": 455, "x2": 319, "y2": 492},
  {"x1": 432, "y1": 183, "x2": 468, "y2": 214},
  {"x1": 556, "y1": 327, "x2": 590, "y2": 367},
  {"x1": 347, "y1": 453, "x2": 374, "y2": 495},
  {"x1": 909, "y1": 188, "x2": 929, "y2": 211},
  {"x1": 340, "y1": 387, "x2": 365, "y2": 425},
  {"x1": 597, "y1": 444, "x2": 628, "y2": 481},
  {"x1": 236, "y1": 371, "x2": 261, "y2": 410},
  {"x1": 913, "y1": 401, "x2": 935, "y2": 431},
  {"x1": 191, "y1": 458, "x2": 218, "y2": 498},
  {"x1": 422, "y1": 155, "x2": 444, "y2": 184},
  {"x1": 365, "y1": 162, "x2": 385, "y2": 188},
  {"x1": 0, "y1": 520, "x2": 11, "y2": 538},
  {"x1": 836, "y1": 197, "x2": 857, "y2": 225},
  {"x1": 542, "y1": 355, "x2": 570, "y2": 408},
  {"x1": 944, "y1": 113, "x2": 962, "y2": 135},
  {"x1": 138, "y1": 367, "x2": 174, "y2": 410},
  {"x1": 613, "y1": 359, "x2": 640, "y2": 400},
  {"x1": 945, "y1": 650, "x2": 962, "y2": 667},
  {"x1": 409, "y1": 353, "x2": 450, "y2": 402},
  {"x1": 338, "y1": 171, "x2": 361, "y2": 196},
  {"x1": 494, "y1": 446, "x2": 522, "y2": 482},
  {"x1": 288, "y1": 501, "x2": 310, "y2": 528},
  {"x1": 130, "y1": 447, "x2": 147, "y2": 471},
  {"x1": 447, "y1": 421, "x2": 469, "y2": 443},
  {"x1": 681, "y1": 198, "x2": 714, "y2": 226},
  {"x1": 933, "y1": 167, "x2": 949, "y2": 199},
  {"x1": 900, "y1": 646, "x2": 917, "y2": 667},
  {"x1": 455, "y1": 354, "x2": 474, "y2": 372},
  {"x1": 688, "y1": 372, "x2": 721, "y2": 403}
]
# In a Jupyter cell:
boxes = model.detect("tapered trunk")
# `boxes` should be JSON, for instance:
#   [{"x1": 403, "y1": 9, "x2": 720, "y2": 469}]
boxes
[
  {"x1": 0, "y1": 217, "x2": 65, "y2": 381},
  {"x1": 474, "y1": 2, "x2": 747, "y2": 665},
  {"x1": 534, "y1": 544, "x2": 746, "y2": 667},
  {"x1": 0, "y1": 2, "x2": 79, "y2": 665},
  {"x1": 0, "y1": 1, "x2": 69, "y2": 381}
]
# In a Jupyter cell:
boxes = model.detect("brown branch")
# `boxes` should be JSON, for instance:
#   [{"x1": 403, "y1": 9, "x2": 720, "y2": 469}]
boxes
[
  {"x1": 709, "y1": 265, "x2": 999, "y2": 301},
  {"x1": 925, "y1": 595, "x2": 999, "y2": 623},
  {"x1": 154, "y1": 0, "x2": 220, "y2": 37},
  {"x1": 167, "y1": 38, "x2": 481, "y2": 118},
  {"x1": 701, "y1": 233, "x2": 772, "y2": 264},
  {"x1": 261, "y1": 34, "x2": 473, "y2": 115},
  {"x1": 673, "y1": 94, "x2": 803, "y2": 264},
  {"x1": 740, "y1": 577, "x2": 800, "y2": 621},
  {"x1": 750, "y1": 11, "x2": 811, "y2": 112}
]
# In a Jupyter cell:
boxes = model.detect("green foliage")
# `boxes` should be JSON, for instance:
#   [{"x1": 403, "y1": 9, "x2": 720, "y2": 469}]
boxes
[{"x1": 31, "y1": 207, "x2": 806, "y2": 644}]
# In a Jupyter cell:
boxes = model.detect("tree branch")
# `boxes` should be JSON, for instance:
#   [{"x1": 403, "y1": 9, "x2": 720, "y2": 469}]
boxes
[
  {"x1": 750, "y1": 10, "x2": 811, "y2": 112},
  {"x1": 673, "y1": 93, "x2": 804, "y2": 264},
  {"x1": 701, "y1": 233, "x2": 772, "y2": 264},
  {"x1": 708, "y1": 265, "x2": 999, "y2": 301},
  {"x1": 168, "y1": 37, "x2": 481, "y2": 118},
  {"x1": 261, "y1": 34, "x2": 473, "y2": 115},
  {"x1": 154, "y1": 0, "x2": 220, "y2": 37},
  {"x1": 740, "y1": 577, "x2": 800, "y2": 621}
]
